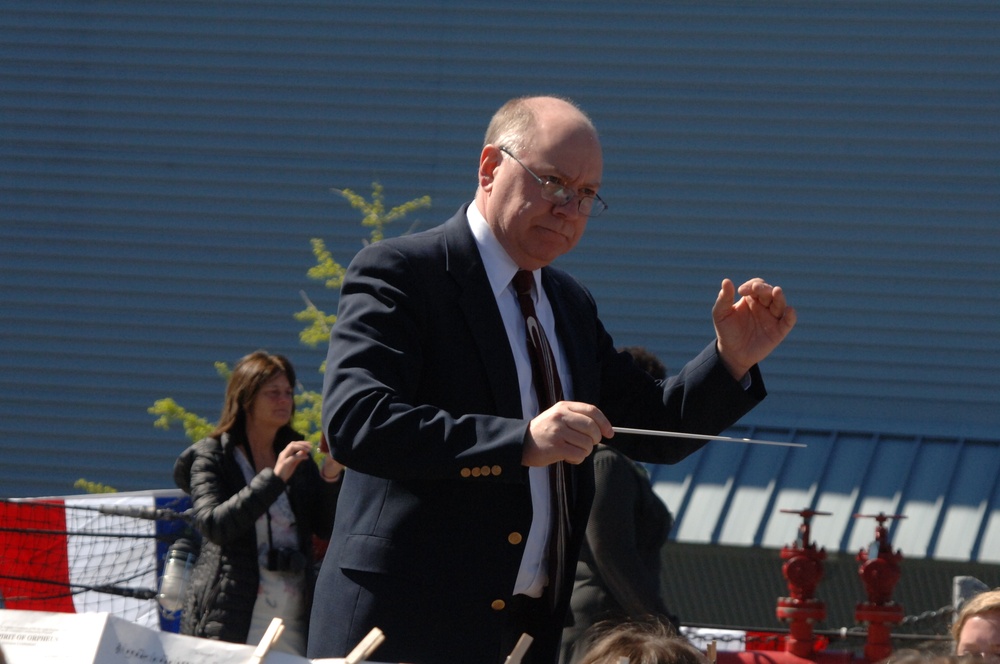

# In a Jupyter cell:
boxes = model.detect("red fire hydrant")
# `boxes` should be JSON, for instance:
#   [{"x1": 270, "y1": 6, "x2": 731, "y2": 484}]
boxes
[
  {"x1": 776, "y1": 508, "x2": 830, "y2": 658},
  {"x1": 854, "y1": 512, "x2": 906, "y2": 663}
]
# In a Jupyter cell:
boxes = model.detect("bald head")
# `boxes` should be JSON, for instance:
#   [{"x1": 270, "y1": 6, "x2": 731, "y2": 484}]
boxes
[
  {"x1": 484, "y1": 95, "x2": 600, "y2": 156},
  {"x1": 475, "y1": 95, "x2": 603, "y2": 270}
]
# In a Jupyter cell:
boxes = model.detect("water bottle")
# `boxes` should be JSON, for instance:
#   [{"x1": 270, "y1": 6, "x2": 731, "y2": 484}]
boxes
[{"x1": 157, "y1": 538, "x2": 197, "y2": 616}]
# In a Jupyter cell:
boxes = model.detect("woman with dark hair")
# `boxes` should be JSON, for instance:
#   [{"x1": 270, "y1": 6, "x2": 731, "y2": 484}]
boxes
[{"x1": 172, "y1": 350, "x2": 342, "y2": 654}]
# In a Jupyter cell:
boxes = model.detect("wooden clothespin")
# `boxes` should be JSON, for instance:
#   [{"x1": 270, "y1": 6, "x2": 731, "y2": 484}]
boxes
[
  {"x1": 249, "y1": 617, "x2": 284, "y2": 664},
  {"x1": 707, "y1": 640, "x2": 717, "y2": 664},
  {"x1": 504, "y1": 633, "x2": 534, "y2": 664},
  {"x1": 345, "y1": 626, "x2": 386, "y2": 664}
]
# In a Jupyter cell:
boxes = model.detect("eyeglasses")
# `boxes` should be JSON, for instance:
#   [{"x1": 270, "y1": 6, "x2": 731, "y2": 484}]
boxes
[{"x1": 499, "y1": 146, "x2": 607, "y2": 218}]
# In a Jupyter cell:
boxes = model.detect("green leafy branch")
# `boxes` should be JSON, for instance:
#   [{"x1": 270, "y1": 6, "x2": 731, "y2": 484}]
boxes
[{"x1": 334, "y1": 182, "x2": 431, "y2": 245}]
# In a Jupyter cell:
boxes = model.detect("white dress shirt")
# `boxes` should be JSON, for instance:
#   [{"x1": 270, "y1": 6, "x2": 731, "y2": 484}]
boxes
[{"x1": 467, "y1": 202, "x2": 574, "y2": 598}]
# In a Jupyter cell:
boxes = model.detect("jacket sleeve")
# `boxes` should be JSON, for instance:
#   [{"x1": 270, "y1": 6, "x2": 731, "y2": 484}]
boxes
[
  {"x1": 601, "y1": 341, "x2": 766, "y2": 465},
  {"x1": 546, "y1": 268, "x2": 765, "y2": 467},
  {"x1": 321, "y1": 239, "x2": 529, "y2": 481},
  {"x1": 186, "y1": 440, "x2": 287, "y2": 546}
]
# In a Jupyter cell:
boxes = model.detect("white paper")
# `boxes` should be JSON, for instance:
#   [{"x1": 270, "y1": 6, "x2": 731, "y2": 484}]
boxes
[
  {"x1": 0, "y1": 610, "x2": 310, "y2": 664},
  {"x1": 0, "y1": 609, "x2": 374, "y2": 664}
]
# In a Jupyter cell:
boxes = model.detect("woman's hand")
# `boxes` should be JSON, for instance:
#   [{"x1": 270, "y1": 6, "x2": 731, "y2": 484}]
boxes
[{"x1": 274, "y1": 440, "x2": 313, "y2": 482}]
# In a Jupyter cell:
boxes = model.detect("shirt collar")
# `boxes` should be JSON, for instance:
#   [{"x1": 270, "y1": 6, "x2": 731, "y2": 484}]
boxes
[{"x1": 467, "y1": 202, "x2": 538, "y2": 299}]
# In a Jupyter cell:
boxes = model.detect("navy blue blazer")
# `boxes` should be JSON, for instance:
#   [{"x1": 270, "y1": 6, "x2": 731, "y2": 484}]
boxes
[{"x1": 308, "y1": 205, "x2": 765, "y2": 664}]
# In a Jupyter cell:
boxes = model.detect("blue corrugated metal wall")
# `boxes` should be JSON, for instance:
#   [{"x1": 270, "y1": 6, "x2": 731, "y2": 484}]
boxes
[
  {"x1": 2, "y1": 0, "x2": 998, "y2": 550},
  {"x1": 650, "y1": 425, "x2": 1000, "y2": 563}
]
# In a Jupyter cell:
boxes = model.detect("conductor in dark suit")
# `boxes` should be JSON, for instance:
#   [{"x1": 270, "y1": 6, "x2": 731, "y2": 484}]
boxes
[{"x1": 308, "y1": 95, "x2": 797, "y2": 664}]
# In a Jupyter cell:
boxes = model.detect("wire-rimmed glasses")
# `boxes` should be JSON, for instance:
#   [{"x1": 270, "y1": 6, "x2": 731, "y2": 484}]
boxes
[{"x1": 499, "y1": 146, "x2": 607, "y2": 218}]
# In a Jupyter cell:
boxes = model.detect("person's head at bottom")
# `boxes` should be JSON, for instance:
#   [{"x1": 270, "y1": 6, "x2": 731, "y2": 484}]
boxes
[
  {"x1": 953, "y1": 589, "x2": 1000, "y2": 662},
  {"x1": 576, "y1": 617, "x2": 707, "y2": 664}
]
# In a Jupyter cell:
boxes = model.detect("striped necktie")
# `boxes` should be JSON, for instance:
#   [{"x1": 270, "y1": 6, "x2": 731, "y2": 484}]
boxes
[{"x1": 512, "y1": 269, "x2": 571, "y2": 609}]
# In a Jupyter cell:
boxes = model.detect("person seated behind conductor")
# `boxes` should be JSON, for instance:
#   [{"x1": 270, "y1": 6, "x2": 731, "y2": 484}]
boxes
[
  {"x1": 560, "y1": 346, "x2": 681, "y2": 664},
  {"x1": 576, "y1": 618, "x2": 708, "y2": 664},
  {"x1": 952, "y1": 588, "x2": 1000, "y2": 661}
]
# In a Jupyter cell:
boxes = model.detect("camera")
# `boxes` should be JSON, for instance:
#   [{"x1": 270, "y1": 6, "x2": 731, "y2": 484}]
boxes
[{"x1": 266, "y1": 547, "x2": 306, "y2": 573}]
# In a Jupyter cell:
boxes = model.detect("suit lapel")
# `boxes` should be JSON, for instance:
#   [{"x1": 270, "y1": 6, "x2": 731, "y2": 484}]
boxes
[
  {"x1": 542, "y1": 269, "x2": 598, "y2": 405},
  {"x1": 438, "y1": 210, "x2": 597, "y2": 528},
  {"x1": 442, "y1": 211, "x2": 524, "y2": 419}
]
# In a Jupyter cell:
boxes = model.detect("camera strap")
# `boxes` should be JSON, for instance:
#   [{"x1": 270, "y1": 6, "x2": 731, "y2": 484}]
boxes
[{"x1": 239, "y1": 441, "x2": 292, "y2": 560}]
